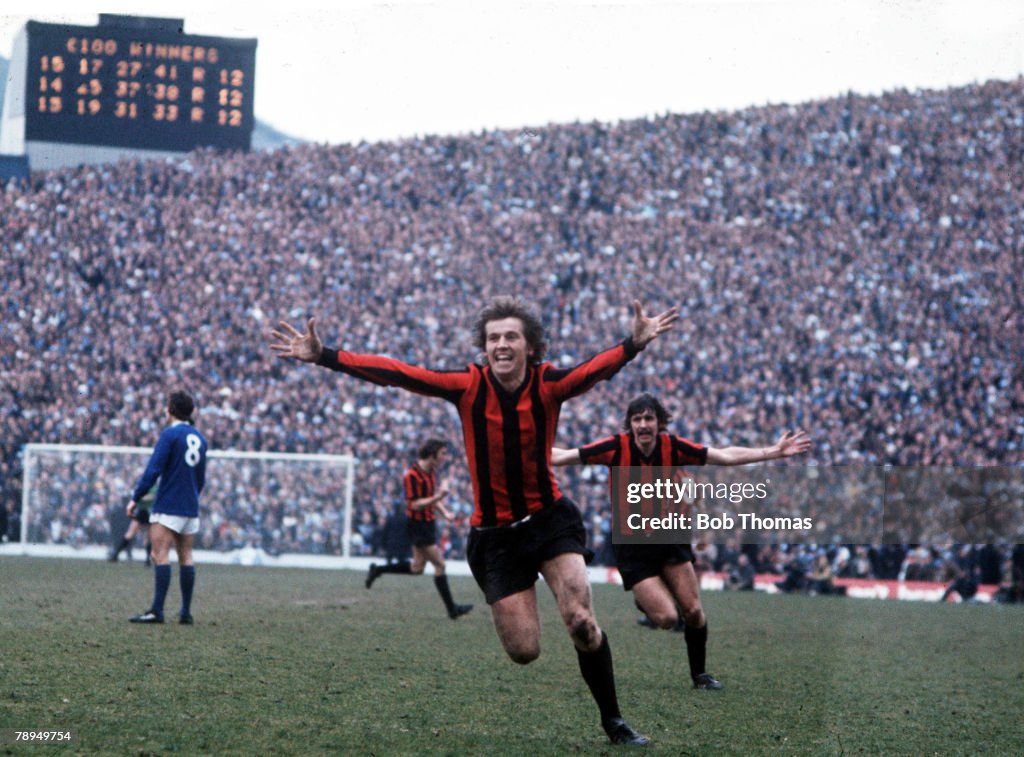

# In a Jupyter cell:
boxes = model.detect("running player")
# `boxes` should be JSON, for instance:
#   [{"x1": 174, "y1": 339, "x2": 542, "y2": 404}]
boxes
[
  {"x1": 271, "y1": 297, "x2": 676, "y2": 745},
  {"x1": 553, "y1": 393, "x2": 810, "y2": 690},
  {"x1": 365, "y1": 438, "x2": 474, "y2": 619}
]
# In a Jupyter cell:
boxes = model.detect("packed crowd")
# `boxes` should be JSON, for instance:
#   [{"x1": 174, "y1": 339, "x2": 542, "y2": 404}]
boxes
[{"x1": 2, "y1": 78, "x2": 1021, "y2": 590}]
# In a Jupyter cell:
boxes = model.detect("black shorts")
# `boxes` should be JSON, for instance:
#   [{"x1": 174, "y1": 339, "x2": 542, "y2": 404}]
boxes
[
  {"x1": 407, "y1": 519, "x2": 437, "y2": 548},
  {"x1": 612, "y1": 543, "x2": 695, "y2": 591},
  {"x1": 133, "y1": 507, "x2": 151, "y2": 525},
  {"x1": 467, "y1": 497, "x2": 594, "y2": 605}
]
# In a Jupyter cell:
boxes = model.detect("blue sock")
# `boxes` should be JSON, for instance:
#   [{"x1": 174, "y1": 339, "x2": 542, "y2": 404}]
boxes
[
  {"x1": 179, "y1": 565, "x2": 196, "y2": 618},
  {"x1": 152, "y1": 564, "x2": 171, "y2": 617}
]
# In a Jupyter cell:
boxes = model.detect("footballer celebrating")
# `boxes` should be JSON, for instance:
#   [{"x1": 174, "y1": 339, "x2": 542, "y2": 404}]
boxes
[
  {"x1": 553, "y1": 393, "x2": 810, "y2": 690},
  {"x1": 271, "y1": 296, "x2": 676, "y2": 746}
]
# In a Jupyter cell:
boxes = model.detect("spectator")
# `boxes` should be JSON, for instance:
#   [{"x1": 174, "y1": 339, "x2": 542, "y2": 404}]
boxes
[
  {"x1": 939, "y1": 545, "x2": 980, "y2": 603},
  {"x1": 726, "y1": 553, "x2": 756, "y2": 591},
  {"x1": 775, "y1": 546, "x2": 812, "y2": 593},
  {"x1": 899, "y1": 545, "x2": 937, "y2": 582},
  {"x1": 807, "y1": 552, "x2": 838, "y2": 596},
  {"x1": 847, "y1": 545, "x2": 874, "y2": 579}
]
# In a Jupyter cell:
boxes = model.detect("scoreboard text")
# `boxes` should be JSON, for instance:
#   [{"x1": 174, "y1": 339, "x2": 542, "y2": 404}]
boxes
[{"x1": 24, "y1": 18, "x2": 257, "y2": 152}]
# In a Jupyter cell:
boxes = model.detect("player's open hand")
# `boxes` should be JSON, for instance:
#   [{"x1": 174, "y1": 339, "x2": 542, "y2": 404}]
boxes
[
  {"x1": 776, "y1": 430, "x2": 811, "y2": 458},
  {"x1": 270, "y1": 318, "x2": 323, "y2": 363},
  {"x1": 631, "y1": 300, "x2": 679, "y2": 349}
]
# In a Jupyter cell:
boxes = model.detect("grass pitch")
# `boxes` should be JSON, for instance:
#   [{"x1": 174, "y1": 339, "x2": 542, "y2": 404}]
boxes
[{"x1": 1, "y1": 556, "x2": 1021, "y2": 755}]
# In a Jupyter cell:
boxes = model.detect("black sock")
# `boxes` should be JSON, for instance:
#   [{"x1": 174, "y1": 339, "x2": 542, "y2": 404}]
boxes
[
  {"x1": 151, "y1": 565, "x2": 171, "y2": 617},
  {"x1": 179, "y1": 565, "x2": 196, "y2": 617},
  {"x1": 433, "y1": 575, "x2": 458, "y2": 614},
  {"x1": 576, "y1": 631, "x2": 621, "y2": 726},
  {"x1": 684, "y1": 622, "x2": 708, "y2": 680},
  {"x1": 378, "y1": 560, "x2": 412, "y2": 575}
]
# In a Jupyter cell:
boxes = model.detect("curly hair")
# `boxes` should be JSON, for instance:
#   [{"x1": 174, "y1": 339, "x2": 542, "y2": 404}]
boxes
[
  {"x1": 622, "y1": 393, "x2": 671, "y2": 432},
  {"x1": 472, "y1": 296, "x2": 548, "y2": 366}
]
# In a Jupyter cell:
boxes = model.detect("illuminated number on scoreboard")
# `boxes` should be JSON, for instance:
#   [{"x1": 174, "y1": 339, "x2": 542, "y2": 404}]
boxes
[
  {"x1": 38, "y1": 76, "x2": 63, "y2": 93},
  {"x1": 79, "y1": 58, "x2": 103, "y2": 75},
  {"x1": 76, "y1": 99, "x2": 101, "y2": 116},
  {"x1": 154, "y1": 104, "x2": 179, "y2": 121},
  {"x1": 218, "y1": 89, "x2": 243, "y2": 107},
  {"x1": 114, "y1": 101, "x2": 138, "y2": 119},
  {"x1": 218, "y1": 110, "x2": 242, "y2": 127},
  {"x1": 38, "y1": 96, "x2": 62, "y2": 113},
  {"x1": 76, "y1": 80, "x2": 102, "y2": 96},
  {"x1": 219, "y1": 69, "x2": 244, "y2": 86},
  {"x1": 115, "y1": 60, "x2": 143, "y2": 77},
  {"x1": 152, "y1": 83, "x2": 180, "y2": 101},
  {"x1": 114, "y1": 81, "x2": 141, "y2": 98},
  {"x1": 39, "y1": 55, "x2": 65, "y2": 72}
]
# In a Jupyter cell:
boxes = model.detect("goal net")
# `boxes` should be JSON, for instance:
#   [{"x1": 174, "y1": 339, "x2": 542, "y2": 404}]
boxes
[{"x1": 19, "y1": 444, "x2": 357, "y2": 559}]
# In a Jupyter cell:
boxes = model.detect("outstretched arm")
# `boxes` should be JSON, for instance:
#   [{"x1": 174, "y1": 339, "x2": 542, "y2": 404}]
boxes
[
  {"x1": 706, "y1": 430, "x2": 810, "y2": 466},
  {"x1": 631, "y1": 300, "x2": 678, "y2": 350},
  {"x1": 270, "y1": 317, "x2": 469, "y2": 401},
  {"x1": 270, "y1": 318, "x2": 323, "y2": 363},
  {"x1": 551, "y1": 447, "x2": 582, "y2": 467},
  {"x1": 547, "y1": 301, "x2": 679, "y2": 401}
]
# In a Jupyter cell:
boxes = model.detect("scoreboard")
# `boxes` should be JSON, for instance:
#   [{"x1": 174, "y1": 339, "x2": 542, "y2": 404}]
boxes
[{"x1": 22, "y1": 15, "x2": 256, "y2": 152}]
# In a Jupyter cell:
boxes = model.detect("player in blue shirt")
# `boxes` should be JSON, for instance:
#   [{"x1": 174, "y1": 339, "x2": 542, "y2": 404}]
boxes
[{"x1": 128, "y1": 390, "x2": 208, "y2": 624}]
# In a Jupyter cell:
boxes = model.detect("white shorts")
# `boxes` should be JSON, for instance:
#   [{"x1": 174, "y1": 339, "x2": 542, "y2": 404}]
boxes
[{"x1": 150, "y1": 513, "x2": 200, "y2": 535}]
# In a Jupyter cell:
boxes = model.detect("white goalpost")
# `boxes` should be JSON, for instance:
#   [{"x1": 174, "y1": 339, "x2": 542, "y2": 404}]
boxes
[{"x1": 17, "y1": 443, "x2": 358, "y2": 566}]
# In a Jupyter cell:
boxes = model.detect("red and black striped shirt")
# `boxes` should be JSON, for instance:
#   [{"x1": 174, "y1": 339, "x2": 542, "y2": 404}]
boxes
[
  {"x1": 404, "y1": 463, "x2": 436, "y2": 522},
  {"x1": 579, "y1": 432, "x2": 708, "y2": 533},
  {"x1": 317, "y1": 339, "x2": 641, "y2": 527},
  {"x1": 578, "y1": 432, "x2": 708, "y2": 470}
]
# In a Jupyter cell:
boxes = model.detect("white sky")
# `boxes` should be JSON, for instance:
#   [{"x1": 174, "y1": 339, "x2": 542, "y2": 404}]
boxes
[{"x1": 2, "y1": 0, "x2": 1024, "y2": 145}]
